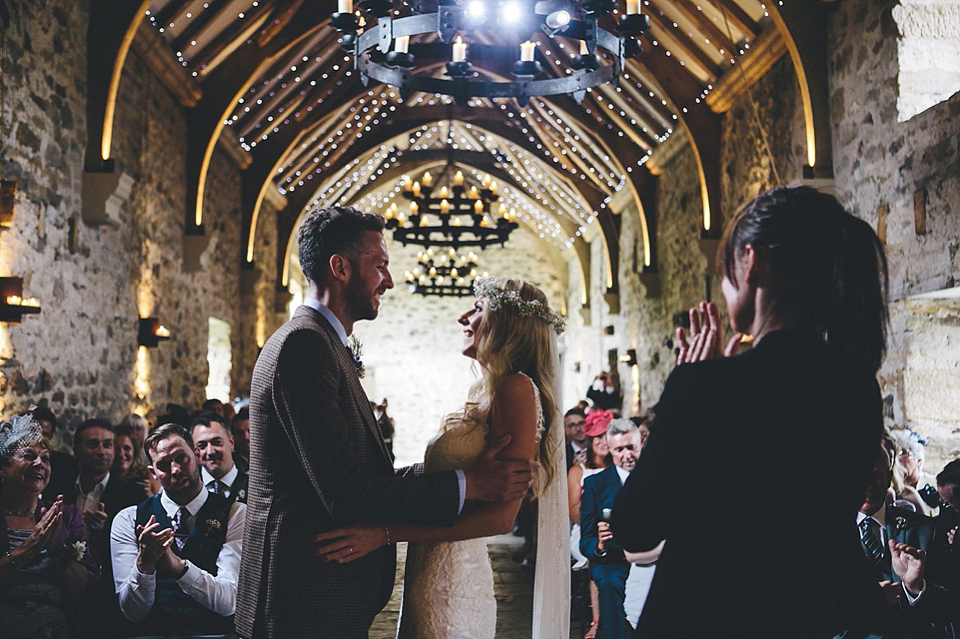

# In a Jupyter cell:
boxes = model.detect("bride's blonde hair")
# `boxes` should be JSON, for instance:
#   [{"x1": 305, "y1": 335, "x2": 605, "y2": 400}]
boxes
[{"x1": 444, "y1": 277, "x2": 561, "y2": 495}]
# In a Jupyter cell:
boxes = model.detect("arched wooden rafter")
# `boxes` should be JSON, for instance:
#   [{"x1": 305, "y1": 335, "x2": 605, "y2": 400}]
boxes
[
  {"x1": 765, "y1": 0, "x2": 834, "y2": 176},
  {"x1": 181, "y1": 3, "x2": 329, "y2": 234},
  {"x1": 267, "y1": 120, "x2": 595, "y2": 306},
  {"x1": 85, "y1": 0, "x2": 153, "y2": 170}
]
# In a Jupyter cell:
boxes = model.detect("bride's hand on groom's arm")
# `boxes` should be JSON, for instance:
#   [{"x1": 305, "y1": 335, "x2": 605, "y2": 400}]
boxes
[
  {"x1": 464, "y1": 434, "x2": 539, "y2": 503},
  {"x1": 314, "y1": 524, "x2": 390, "y2": 564}
]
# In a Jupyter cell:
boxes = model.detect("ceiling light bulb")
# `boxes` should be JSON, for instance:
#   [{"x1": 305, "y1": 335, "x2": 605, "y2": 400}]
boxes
[
  {"x1": 467, "y1": 0, "x2": 485, "y2": 17},
  {"x1": 545, "y1": 10, "x2": 570, "y2": 29},
  {"x1": 502, "y1": 2, "x2": 521, "y2": 23}
]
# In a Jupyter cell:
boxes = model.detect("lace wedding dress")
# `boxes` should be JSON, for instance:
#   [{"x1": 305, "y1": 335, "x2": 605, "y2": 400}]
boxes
[{"x1": 398, "y1": 375, "x2": 544, "y2": 639}]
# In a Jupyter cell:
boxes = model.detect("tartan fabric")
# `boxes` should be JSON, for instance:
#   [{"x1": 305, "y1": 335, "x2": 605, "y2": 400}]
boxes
[{"x1": 235, "y1": 305, "x2": 461, "y2": 639}]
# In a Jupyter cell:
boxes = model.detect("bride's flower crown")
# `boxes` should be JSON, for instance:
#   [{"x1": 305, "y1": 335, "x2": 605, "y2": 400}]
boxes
[{"x1": 473, "y1": 277, "x2": 566, "y2": 335}]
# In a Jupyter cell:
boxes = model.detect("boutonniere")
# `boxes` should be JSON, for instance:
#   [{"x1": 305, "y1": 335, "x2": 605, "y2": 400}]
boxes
[
  {"x1": 894, "y1": 516, "x2": 909, "y2": 533},
  {"x1": 206, "y1": 518, "x2": 221, "y2": 531},
  {"x1": 237, "y1": 488, "x2": 246, "y2": 501},
  {"x1": 348, "y1": 335, "x2": 365, "y2": 378},
  {"x1": 71, "y1": 540, "x2": 87, "y2": 562}
]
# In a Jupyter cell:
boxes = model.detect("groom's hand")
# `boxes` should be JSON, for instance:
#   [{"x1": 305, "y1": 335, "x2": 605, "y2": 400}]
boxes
[{"x1": 464, "y1": 434, "x2": 538, "y2": 502}]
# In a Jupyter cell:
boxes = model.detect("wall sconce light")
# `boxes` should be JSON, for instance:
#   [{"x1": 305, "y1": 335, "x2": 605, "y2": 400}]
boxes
[
  {"x1": 138, "y1": 317, "x2": 171, "y2": 348},
  {"x1": 0, "y1": 277, "x2": 41, "y2": 323},
  {"x1": 619, "y1": 348, "x2": 638, "y2": 367}
]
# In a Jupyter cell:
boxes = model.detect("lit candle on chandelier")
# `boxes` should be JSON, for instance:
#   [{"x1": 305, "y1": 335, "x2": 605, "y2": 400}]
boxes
[
  {"x1": 338, "y1": 0, "x2": 353, "y2": 13},
  {"x1": 395, "y1": 35, "x2": 410, "y2": 53},
  {"x1": 520, "y1": 40, "x2": 536, "y2": 62},
  {"x1": 481, "y1": 174, "x2": 492, "y2": 189},
  {"x1": 468, "y1": 186, "x2": 480, "y2": 199},
  {"x1": 385, "y1": 203, "x2": 397, "y2": 219},
  {"x1": 440, "y1": 199, "x2": 451, "y2": 215},
  {"x1": 439, "y1": 186, "x2": 448, "y2": 199},
  {"x1": 625, "y1": 0, "x2": 639, "y2": 13},
  {"x1": 403, "y1": 175, "x2": 412, "y2": 191},
  {"x1": 453, "y1": 217, "x2": 462, "y2": 227},
  {"x1": 422, "y1": 171, "x2": 433, "y2": 187},
  {"x1": 489, "y1": 181, "x2": 498, "y2": 195},
  {"x1": 452, "y1": 36, "x2": 467, "y2": 62},
  {"x1": 474, "y1": 199, "x2": 483, "y2": 215},
  {"x1": 412, "y1": 181, "x2": 421, "y2": 197},
  {"x1": 454, "y1": 170, "x2": 464, "y2": 186},
  {"x1": 409, "y1": 201, "x2": 419, "y2": 215}
]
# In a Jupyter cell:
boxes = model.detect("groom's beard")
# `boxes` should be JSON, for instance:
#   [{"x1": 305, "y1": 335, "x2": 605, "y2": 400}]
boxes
[{"x1": 345, "y1": 271, "x2": 378, "y2": 322}]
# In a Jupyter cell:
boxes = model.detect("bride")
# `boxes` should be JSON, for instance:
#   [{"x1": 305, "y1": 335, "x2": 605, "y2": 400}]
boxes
[{"x1": 315, "y1": 276, "x2": 570, "y2": 639}]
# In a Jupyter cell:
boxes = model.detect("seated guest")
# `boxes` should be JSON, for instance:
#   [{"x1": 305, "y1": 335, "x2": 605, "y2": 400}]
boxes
[
  {"x1": 190, "y1": 413, "x2": 248, "y2": 504},
  {"x1": 230, "y1": 408, "x2": 250, "y2": 471},
  {"x1": 580, "y1": 418, "x2": 642, "y2": 639},
  {"x1": 111, "y1": 423, "x2": 245, "y2": 635},
  {"x1": 63, "y1": 420, "x2": 146, "y2": 577},
  {"x1": 117, "y1": 414, "x2": 149, "y2": 465},
  {"x1": 890, "y1": 428, "x2": 937, "y2": 514},
  {"x1": 0, "y1": 414, "x2": 96, "y2": 639},
  {"x1": 890, "y1": 538, "x2": 960, "y2": 636},
  {"x1": 201, "y1": 399, "x2": 225, "y2": 418},
  {"x1": 564, "y1": 407, "x2": 588, "y2": 471},
  {"x1": 112, "y1": 425, "x2": 157, "y2": 497},
  {"x1": 839, "y1": 447, "x2": 944, "y2": 637},
  {"x1": 29, "y1": 406, "x2": 78, "y2": 501}
]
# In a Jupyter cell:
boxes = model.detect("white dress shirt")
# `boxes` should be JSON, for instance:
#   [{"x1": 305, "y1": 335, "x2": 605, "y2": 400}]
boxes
[
  {"x1": 111, "y1": 487, "x2": 246, "y2": 622},
  {"x1": 301, "y1": 298, "x2": 466, "y2": 513},
  {"x1": 201, "y1": 465, "x2": 239, "y2": 500},
  {"x1": 75, "y1": 471, "x2": 109, "y2": 513}
]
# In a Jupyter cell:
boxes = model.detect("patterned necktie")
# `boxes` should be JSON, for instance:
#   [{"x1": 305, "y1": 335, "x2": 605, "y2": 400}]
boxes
[
  {"x1": 860, "y1": 517, "x2": 884, "y2": 566},
  {"x1": 172, "y1": 507, "x2": 190, "y2": 551},
  {"x1": 210, "y1": 480, "x2": 226, "y2": 497}
]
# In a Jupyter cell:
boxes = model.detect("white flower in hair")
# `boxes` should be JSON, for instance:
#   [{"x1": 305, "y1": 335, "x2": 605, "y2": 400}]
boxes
[
  {"x1": 473, "y1": 277, "x2": 566, "y2": 335},
  {"x1": 0, "y1": 412, "x2": 43, "y2": 458}
]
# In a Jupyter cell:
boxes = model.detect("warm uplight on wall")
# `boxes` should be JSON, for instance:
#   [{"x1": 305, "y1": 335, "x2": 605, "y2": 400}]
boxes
[
  {"x1": 137, "y1": 317, "x2": 172, "y2": 348},
  {"x1": 618, "y1": 348, "x2": 638, "y2": 367},
  {"x1": 0, "y1": 277, "x2": 42, "y2": 324}
]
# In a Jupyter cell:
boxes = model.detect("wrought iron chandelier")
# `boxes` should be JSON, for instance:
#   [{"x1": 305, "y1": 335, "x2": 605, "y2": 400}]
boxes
[
  {"x1": 385, "y1": 168, "x2": 519, "y2": 248},
  {"x1": 330, "y1": 0, "x2": 651, "y2": 106},
  {"x1": 405, "y1": 248, "x2": 484, "y2": 296}
]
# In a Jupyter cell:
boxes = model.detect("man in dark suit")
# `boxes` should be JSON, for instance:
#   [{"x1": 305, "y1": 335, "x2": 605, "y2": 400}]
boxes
[
  {"x1": 581, "y1": 418, "x2": 642, "y2": 639},
  {"x1": 191, "y1": 412, "x2": 248, "y2": 504},
  {"x1": 235, "y1": 206, "x2": 536, "y2": 639},
  {"x1": 564, "y1": 407, "x2": 588, "y2": 470},
  {"x1": 62, "y1": 418, "x2": 146, "y2": 637},
  {"x1": 841, "y1": 449, "x2": 943, "y2": 637}
]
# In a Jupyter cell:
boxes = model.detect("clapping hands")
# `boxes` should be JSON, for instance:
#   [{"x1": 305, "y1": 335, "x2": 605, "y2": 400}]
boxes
[
  {"x1": 675, "y1": 301, "x2": 743, "y2": 365},
  {"x1": 135, "y1": 514, "x2": 174, "y2": 574},
  {"x1": 13, "y1": 497, "x2": 64, "y2": 562},
  {"x1": 890, "y1": 540, "x2": 926, "y2": 597}
]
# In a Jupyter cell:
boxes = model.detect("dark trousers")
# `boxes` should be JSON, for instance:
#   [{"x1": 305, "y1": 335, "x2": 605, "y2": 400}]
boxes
[{"x1": 592, "y1": 562, "x2": 631, "y2": 639}]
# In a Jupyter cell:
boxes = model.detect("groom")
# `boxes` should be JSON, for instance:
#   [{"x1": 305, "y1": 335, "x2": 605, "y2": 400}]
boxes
[{"x1": 235, "y1": 206, "x2": 537, "y2": 639}]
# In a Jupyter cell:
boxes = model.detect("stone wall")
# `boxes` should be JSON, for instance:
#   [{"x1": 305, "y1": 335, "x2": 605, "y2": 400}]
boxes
[
  {"x1": 829, "y1": 0, "x2": 960, "y2": 473},
  {"x1": 0, "y1": 0, "x2": 270, "y2": 432}
]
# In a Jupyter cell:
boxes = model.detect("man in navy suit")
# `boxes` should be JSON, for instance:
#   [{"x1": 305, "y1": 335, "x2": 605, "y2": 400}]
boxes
[
  {"x1": 581, "y1": 418, "x2": 642, "y2": 639},
  {"x1": 840, "y1": 449, "x2": 943, "y2": 638}
]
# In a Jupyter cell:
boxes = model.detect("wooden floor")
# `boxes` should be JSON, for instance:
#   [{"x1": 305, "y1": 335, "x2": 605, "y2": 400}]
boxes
[{"x1": 371, "y1": 534, "x2": 584, "y2": 639}]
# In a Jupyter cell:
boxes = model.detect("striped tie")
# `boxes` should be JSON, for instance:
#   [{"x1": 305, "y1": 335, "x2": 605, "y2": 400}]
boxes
[{"x1": 860, "y1": 517, "x2": 884, "y2": 566}]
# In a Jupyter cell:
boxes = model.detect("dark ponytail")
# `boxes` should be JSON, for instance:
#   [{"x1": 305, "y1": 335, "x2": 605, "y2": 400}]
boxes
[{"x1": 721, "y1": 186, "x2": 889, "y2": 373}]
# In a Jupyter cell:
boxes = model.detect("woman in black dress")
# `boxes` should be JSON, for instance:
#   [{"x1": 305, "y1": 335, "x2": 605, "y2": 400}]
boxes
[{"x1": 612, "y1": 186, "x2": 889, "y2": 638}]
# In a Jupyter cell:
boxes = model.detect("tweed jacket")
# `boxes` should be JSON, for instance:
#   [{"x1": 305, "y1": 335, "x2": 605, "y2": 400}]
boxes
[{"x1": 235, "y1": 305, "x2": 461, "y2": 639}]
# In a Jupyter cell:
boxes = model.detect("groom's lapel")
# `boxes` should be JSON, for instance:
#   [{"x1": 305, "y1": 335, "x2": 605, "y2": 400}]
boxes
[
  {"x1": 334, "y1": 333, "x2": 394, "y2": 468},
  {"x1": 301, "y1": 305, "x2": 394, "y2": 468}
]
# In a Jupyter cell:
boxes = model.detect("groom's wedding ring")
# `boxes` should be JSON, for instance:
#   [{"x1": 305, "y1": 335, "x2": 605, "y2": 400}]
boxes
[{"x1": 348, "y1": 546, "x2": 354, "y2": 555}]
